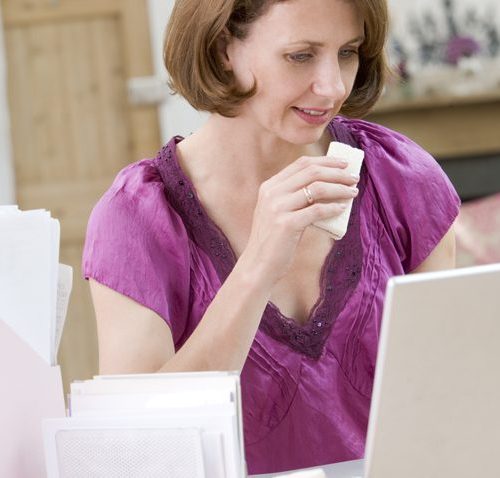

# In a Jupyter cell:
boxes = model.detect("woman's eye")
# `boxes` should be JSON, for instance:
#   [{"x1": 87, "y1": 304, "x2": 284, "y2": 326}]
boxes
[
  {"x1": 287, "y1": 52, "x2": 313, "y2": 63},
  {"x1": 339, "y1": 49, "x2": 359, "y2": 59}
]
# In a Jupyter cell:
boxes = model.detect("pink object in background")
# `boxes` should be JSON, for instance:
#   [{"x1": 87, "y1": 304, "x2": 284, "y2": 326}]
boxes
[
  {"x1": 455, "y1": 193, "x2": 500, "y2": 268},
  {"x1": 0, "y1": 319, "x2": 65, "y2": 478}
]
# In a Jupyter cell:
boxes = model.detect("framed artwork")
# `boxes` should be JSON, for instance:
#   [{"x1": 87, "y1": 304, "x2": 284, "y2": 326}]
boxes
[{"x1": 386, "y1": 0, "x2": 500, "y2": 99}]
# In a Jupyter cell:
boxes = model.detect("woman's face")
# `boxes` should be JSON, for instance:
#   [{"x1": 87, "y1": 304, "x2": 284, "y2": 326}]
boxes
[{"x1": 225, "y1": 0, "x2": 364, "y2": 145}]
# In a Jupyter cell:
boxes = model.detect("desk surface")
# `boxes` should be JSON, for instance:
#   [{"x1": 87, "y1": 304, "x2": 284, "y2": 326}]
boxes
[{"x1": 250, "y1": 459, "x2": 364, "y2": 477}]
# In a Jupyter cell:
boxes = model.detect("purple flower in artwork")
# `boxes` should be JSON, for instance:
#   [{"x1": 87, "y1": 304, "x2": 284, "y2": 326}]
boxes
[{"x1": 445, "y1": 35, "x2": 481, "y2": 65}]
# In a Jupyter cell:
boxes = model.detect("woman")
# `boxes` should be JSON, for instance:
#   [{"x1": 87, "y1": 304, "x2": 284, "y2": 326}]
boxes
[{"x1": 83, "y1": 0, "x2": 460, "y2": 474}]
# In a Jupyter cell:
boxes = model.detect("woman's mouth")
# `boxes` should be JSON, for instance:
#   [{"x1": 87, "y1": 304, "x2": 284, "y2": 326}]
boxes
[{"x1": 292, "y1": 107, "x2": 331, "y2": 125}]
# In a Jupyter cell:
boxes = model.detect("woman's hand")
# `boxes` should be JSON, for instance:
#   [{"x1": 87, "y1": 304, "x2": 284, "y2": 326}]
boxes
[{"x1": 240, "y1": 154, "x2": 359, "y2": 284}]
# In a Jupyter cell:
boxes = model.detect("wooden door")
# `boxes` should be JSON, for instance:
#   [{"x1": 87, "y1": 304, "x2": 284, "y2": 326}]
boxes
[{"x1": 2, "y1": 0, "x2": 161, "y2": 391}]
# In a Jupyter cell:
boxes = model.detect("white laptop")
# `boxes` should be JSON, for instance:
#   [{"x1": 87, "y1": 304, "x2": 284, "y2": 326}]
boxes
[{"x1": 255, "y1": 263, "x2": 500, "y2": 478}]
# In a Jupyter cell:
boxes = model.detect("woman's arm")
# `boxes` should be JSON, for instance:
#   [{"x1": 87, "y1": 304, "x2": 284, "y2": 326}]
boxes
[
  {"x1": 91, "y1": 253, "x2": 271, "y2": 374},
  {"x1": 411, "y1": 223, "x2": 456, "y2": 273},
  {"x1": 91, "y1": 279, "x2": 175, "y2": 374},
  {"x1": 94, "y1": 220, "x2": 457, "y2": 375}
]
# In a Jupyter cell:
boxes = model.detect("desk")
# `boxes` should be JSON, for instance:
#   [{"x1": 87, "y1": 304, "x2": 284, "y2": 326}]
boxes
[{"x1": 250, "y1": 459, "x2": 364, "y2": 477}]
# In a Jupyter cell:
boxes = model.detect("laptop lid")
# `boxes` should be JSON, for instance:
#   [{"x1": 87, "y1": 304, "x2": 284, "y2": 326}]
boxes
[{"x1": 364, "y1": 263, "x2": 500, "y2": 478}]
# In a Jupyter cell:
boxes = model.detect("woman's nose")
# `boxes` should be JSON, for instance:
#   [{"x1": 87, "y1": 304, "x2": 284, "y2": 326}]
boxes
[{"x1": 311, "y1": 61, "x2": 347, "y2": 100}]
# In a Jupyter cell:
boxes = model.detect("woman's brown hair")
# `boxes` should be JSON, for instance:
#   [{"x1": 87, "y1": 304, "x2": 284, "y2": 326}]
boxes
[{"x1": 164, "y1": 0, "x2": 389, "y2": 118}]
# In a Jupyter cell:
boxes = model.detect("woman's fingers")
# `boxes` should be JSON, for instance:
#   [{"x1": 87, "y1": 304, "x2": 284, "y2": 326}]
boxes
[
  {"x1": 270, "y1": 201, "x2": 349, "y2": 236},
  {"x1": 269, "y1": 155, "x2": 348, "y2": 184},
  {"x1": 265, "y1": 155, "x2": 359, "y2": 201},
  {"x1": 290, "y1": 199, "x2": 352, "y2": 230},
  {"x1": 277, "y1": 162, "x2": 359, "y2": 195},
  {"x1": 257, "y1": 177, "x2": 357, "y2": 222},
  {"x1": 259, "y1": 159, "x2": 359, "y2": 213},
  {"x1": 287, "y1": 181, "x2": 359, "y2": 211}
]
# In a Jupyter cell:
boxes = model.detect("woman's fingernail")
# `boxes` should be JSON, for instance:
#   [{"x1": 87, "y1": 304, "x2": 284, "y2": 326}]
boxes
[{"x1": 350, "y1": 173, "x2": 360, "y2": 180}]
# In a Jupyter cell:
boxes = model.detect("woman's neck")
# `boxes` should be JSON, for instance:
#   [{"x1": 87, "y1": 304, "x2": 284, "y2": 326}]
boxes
[{"x1": 176, "y1": 113, "x2": 332, "y2": 187}]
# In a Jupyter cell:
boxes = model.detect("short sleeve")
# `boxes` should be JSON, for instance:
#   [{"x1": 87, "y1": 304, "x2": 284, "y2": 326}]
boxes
[
  {"x1": 344, "y1": 118, "x2": 461, "y2": 272},
  {"x1": 82, "y1": 159, "x2": 191, "y2": 344}
]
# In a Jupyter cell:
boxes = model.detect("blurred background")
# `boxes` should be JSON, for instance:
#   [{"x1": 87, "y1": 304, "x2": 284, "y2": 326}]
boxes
[{"x1": 0, "y1": 0, "x2": 499, "y2": 392}]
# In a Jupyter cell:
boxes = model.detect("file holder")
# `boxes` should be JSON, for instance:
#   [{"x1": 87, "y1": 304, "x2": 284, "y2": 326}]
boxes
[
  {"x1": 43, "y1": 372, "x2": 246, "y2": 477},
  {"x1": 43, "y1": 417, "x2": 207, "y2": 478},
  {"x1": 0, "y1": 319, "x2": 65, "y2": 478},
  {"x1": 43, "y1": 411, "x2": 242, "y2": 477}
]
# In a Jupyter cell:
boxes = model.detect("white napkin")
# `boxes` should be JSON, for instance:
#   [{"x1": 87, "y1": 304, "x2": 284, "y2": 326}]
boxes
[{"x1": 313, "y1": 141, "x2": 364, "y2": 240}]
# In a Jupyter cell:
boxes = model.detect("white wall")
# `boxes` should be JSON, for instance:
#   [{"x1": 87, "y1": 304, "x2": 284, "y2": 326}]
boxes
[
  {"x1": 147, "y1": 0, "x2": 208, "y2": 143},
  {"x1": 0, "y1": 7, "x2": 15, "y2": 205}
]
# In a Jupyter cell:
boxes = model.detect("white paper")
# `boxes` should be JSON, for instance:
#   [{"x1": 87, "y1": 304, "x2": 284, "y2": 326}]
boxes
[
  {"x1": 76, "y1": 372, "x2": 238, "y2": 395},
  {"x1": 49, "y1": 219, "x2": 60, "y2": 364},
  {"x1": 0, "y1": 209, "x2": 54, "y2": 364},
  {"x1": 70, "y1": 391, "x2": 234, "y2": 417},
  {"x1": 0, "y1": 205, "x2": 19, "y2": 214},
  {"x1": 54, "y1": 263, "x2": 73, "y2": 359},
  {"x1": 70, "y1": 374, "x2": 239, "y2": 416},
  {"x1": 0, "y1": 206, "x2": 67, "y2": 366},
  {"x1": 65, "y1": 372, "x2": 245, "y2": 477},
  {"x1": 281, "y1": 468, "x2": 326, "y2": 478},
  {"x1": 276, "y1": 469, "x2": 327, "y2": 478}
]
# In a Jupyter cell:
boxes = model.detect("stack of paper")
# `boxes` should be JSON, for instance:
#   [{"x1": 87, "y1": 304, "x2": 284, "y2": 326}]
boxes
[
  {"x1": 0, "y1": 206, "x2": 69, "y2": 477},
  {"x1": 0, "y1": 205, "x2": 72, "y2": 365},
  {"x1": 43, "y1": 372, "x2": 246, "y2": 478}
]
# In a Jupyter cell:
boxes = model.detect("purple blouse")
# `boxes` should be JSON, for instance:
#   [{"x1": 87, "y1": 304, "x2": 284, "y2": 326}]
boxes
[{"x1": 83, "y1": 117, "x2": 460, "y2": 475}]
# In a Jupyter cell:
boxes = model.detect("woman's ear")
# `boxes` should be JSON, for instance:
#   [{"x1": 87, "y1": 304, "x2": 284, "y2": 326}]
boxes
[{"x1": 216, "y1": 28, "x2": 232, "y2": 71}]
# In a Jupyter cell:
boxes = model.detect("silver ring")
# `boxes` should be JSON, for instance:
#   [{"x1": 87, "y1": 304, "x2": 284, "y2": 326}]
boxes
[{"x1": 303, "y1": 186, "x2": 314, "y2": 205}]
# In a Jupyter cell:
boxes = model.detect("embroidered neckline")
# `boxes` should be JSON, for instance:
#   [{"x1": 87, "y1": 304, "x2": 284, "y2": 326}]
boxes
[{"x1": 154, "y1": 119, "x2": 364, "y2": 360}]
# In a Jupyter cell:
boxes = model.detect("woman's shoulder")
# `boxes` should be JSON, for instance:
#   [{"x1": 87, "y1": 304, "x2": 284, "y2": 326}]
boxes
[
  {"x1": 335, "y1": 117, "x2": 460, "y2": 271},
  {"x1": 86, "y1": 154, "x2": 191, "y2": 256},
  {"x1": 336, "y1": 116, "x2": 459, "y2": 196},
  {"x1": 96, "y1": 155, "x2": 179, "y2": 218},
  {"x1": 334, "y1": 116, "x2": 435, "y2": 171},
  {"x1": 335, "y1": 116, "x2": 459, "y2": 200},
  {"x1": 83, "y1": 155, "x2": 193, "y2": 341},
  {"x1": 102, "y1": 158, "x2": 165, "y2": 206}
]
